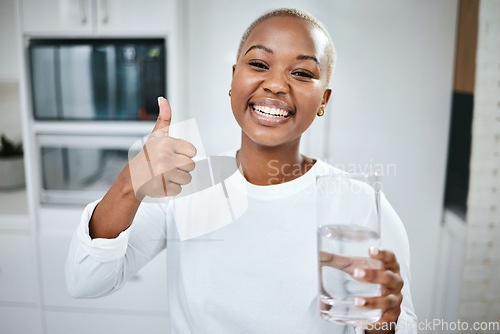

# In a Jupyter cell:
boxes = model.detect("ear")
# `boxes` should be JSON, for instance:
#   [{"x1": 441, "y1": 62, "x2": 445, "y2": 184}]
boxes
[
  {"x1": 321, "y1": 88, "x2": 332, "y2": 106},
  {"x1": 232, "y1": 64, "x2": 236, "y2": 78}
]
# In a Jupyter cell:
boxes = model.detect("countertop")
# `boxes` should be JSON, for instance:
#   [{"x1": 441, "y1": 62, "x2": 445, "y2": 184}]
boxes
[{"x1": 0, "y1": 82, "x2": 30, "y2": 230}]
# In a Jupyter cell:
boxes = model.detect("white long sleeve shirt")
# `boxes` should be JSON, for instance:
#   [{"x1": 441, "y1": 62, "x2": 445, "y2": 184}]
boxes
[{"x1": 65, "y1": 159, "x2": 417, "y2": 334}]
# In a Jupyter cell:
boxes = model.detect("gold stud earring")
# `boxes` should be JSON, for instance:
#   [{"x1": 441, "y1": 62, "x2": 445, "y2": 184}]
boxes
[
  {"x1": 228, "y1": 89, "x2": 232, "y2": 97},
  {"x1": 317, "y1": 105, "x2": 325, "y2": 117}
]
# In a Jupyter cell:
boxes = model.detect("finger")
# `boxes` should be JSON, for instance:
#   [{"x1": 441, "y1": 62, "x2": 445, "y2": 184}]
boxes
[
  {"x1": 378, "y1": 306, "x2": 402, "y2": 326},
  {"x1": 165, "y1": 181, "x2": 182, "y2": 197},
  {"x1": 135, "y1": 174, "x2": 170, "y2": 198},
  {"x1": 167, "y1": 153, "x2": 195, "y2": 173},
  {"x1": 151, "y1": 97, "x2": 172, "y2": 135},
  {"x1": 319, "y1": 253, "x2": 381, "y2": 275},
  {"x1": 164, "y1": 169, "x2": 192, "y2": 186},
  {"x1": 369, "y1": 247, "x2": 400, "y2": 273},
  {"x1": 353, "y1": 268, "x2": 404, "y2": 293},
  {"x1": 354, "y1": 293, "x2": 402, "y2": 311},
  {"x1": 319, "y1": 298, "x2": 332, "y2": 312},
  {"x1": 173, "y1": 138, "x2": 197, "y2": 158},
  {"x1": 147, "y1": 150, "x2": 195, "y2": 177},
  {"x1": 319, "y1": 251, "x2": 354, "y2": 272},
  {"x1": 175, "y1": 155, "x2": 196, "y2": 172}
]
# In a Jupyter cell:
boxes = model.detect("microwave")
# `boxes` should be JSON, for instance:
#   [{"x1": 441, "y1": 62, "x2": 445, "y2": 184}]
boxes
[{"x1": 29, "y1": 38, "x2": 166, "y2": 121}]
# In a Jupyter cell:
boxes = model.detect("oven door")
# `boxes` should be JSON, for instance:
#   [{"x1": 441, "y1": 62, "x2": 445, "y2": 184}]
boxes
[{"x1": 37, "y1": 134, "x2": 143, "y2": 205}]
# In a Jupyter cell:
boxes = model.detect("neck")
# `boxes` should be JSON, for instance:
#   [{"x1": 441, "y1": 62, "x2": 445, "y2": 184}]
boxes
[{"x1": 236, "y1": 132, "x2": 315, "y2": 185}]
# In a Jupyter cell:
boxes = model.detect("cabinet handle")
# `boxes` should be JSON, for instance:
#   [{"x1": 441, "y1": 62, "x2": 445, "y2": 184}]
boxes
[
  {"x1": 100, "y1": 0, "x2": 109, "y2": 24},
  {"x1": 129, "y1": 274, "x2": 141, "y2": 282},
  {"x1": 79, "y1": 0, "x2": 88, "y2": 24}
]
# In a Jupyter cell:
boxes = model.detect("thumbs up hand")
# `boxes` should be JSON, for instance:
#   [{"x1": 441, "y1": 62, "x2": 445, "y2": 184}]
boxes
[{"x1": 129, "y1": 97, "x2": 197, "y2": 200}]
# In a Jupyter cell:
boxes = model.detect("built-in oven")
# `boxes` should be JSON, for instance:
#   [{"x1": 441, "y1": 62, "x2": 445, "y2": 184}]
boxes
[
  {"x1": 27, "y1": 38, "x2": 166, "y2": 205},
  {"x1": 29, "y1": 38, "x2": 166, "y2": 121},
  {"x1": 37, "y1": 134, "x2": 143, "y2": 205}
]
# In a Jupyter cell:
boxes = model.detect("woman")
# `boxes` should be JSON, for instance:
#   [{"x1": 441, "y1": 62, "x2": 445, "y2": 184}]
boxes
[{"x1": 66, "y1": 8, "x2": 416, "y2": 334}]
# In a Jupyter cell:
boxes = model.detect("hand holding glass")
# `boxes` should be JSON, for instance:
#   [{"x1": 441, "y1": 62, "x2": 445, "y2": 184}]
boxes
[{"x1": 316, "y1": 173, "x2": 382, "y2": 326}]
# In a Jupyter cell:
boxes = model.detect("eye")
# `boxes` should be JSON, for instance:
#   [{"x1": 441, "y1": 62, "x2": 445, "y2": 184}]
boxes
[
  {"x1": 249, "y1": 61, "x2": 269, "y2": 70},
  {"x1": 292, "y1": 70, "x2": 314, "y2": 79}
]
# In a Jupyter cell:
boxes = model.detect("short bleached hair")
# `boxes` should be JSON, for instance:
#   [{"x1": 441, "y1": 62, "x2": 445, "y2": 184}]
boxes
[{"x1": 237, "y1": 8, "x2": 336, "y2": 83}]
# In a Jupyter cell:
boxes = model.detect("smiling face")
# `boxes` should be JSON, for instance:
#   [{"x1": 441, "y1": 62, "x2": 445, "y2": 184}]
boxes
[{"x1": 231, "y1": 16, "x2": 332, "y2": 149}]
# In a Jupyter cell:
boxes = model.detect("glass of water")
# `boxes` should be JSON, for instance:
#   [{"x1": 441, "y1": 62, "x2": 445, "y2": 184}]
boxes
[{"x1": 316, "y1": 173, "x2": 383, "y2": 326}]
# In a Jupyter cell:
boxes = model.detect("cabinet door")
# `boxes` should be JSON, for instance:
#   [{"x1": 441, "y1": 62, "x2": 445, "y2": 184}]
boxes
[
  {"x1": 45, "y1": 309, "x2": 170, "y2": 334},
  {"x1": 40, "y1": 233, "x2": 169, "y2": 312},
  {"x1": 0, "y1": 306, "x2": 43, "y2": 334},
  {"x1": 21, "y1": 0, "x2": 93, "y2": 34},
  {"x1": 95, "y1": 0, "x2": 170, "y2": 33},
  {"x1": 0, "y1": 234, "x2": 40, "y2": 304}
]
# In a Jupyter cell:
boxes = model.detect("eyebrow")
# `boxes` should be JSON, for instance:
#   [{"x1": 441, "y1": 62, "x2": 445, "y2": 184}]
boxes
[
  {"x1": 244, "y1": 44, "x2": 273, "y2": 55},
  {"x1": 297, "y1": 55, "x2": 320, "y2": 67},
  {"x1": 244, "y1": 44, "x2": 321, "y2": 68}
]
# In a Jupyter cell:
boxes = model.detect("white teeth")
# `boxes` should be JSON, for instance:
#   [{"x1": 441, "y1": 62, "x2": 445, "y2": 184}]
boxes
[{"x1": 253, "y1": 105, "x2": 290, "y2": 117}]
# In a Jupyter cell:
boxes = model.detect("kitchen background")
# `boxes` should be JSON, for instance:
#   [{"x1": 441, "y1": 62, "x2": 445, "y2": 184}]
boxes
[{"x1": 0, "y1": 0, "x2": 499, "y2": 333}]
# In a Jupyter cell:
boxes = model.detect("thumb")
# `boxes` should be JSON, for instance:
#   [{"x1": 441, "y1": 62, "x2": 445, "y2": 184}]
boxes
[{"x1": 151, "y1": 96, "x2": 172, "y2": 135}]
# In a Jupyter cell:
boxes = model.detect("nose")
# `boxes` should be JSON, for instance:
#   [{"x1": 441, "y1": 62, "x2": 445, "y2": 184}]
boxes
[{"x1": 262, "y1": 69, "x2": 289, "y2": 95}]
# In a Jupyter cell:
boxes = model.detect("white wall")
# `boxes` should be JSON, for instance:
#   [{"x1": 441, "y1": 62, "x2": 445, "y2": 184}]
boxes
[
  {"x1": 323, "y1": 1, "x2": 457, "y2": 323},
  {"x1": 186, "y1": 0, "x2": 458, "y2": 322},
  {"x1": 0, "y1": 0, "x2": 20, "y2": 81}
]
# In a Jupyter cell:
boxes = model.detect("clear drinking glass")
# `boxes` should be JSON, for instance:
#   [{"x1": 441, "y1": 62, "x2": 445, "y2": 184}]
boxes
[{"x1": 316, "y1": 173, "x2": 383, "y2": 326}]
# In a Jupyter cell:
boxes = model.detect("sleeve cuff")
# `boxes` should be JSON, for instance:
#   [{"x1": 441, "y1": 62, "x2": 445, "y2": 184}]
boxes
[
  {"x1": 76, "y1": 199, "x2": 131, "y2": 262},
  {"x1": 393, "y1": 308, "x2": 417, "y2": 334}
]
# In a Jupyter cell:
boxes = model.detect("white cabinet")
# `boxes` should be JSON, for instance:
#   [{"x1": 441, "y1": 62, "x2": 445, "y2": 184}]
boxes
[
  {"x1": 0, "y1": 305, "x2": 43, "y2": 334},
  {"x1": 21, "y1": 0, "x2": 170, "y2": 35},
  {"x1": 45, "y1": 309, "x2": 169, "y2": 334},
  {"x1": 0, "y1": 234, "x2": 40, "y2": 304},
  {"x1": 39, "y1": 232, "x2": 169, "y2": 313},
  {"x1": 21, "y1": 0, "x2": 93, "y2": 34},
  {"x1": 0, "y1": 190, "x2": 30, "y2": 231},
  {"x1": 39, "y1": 232, "x2": 170, "y2": 334},
  {"x1": 14, "y1": 1, "x2": 180, "y2": 332},
  {"x1": 0, "y1": 233, "x2": 42, "y2": 334},
  {"x1": 95, "y1": 0, "x2": 171, "y2": 34}
]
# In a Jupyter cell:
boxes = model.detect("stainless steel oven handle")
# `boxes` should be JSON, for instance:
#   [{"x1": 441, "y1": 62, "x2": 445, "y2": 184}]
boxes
[{"x1": 79, "y1": 0, "x2": 87, "y2": 24}]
